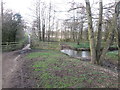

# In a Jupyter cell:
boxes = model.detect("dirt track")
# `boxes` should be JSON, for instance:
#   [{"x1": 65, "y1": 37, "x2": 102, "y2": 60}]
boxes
[
  {"x1": 2, "y1": 50, "x2": 37, "y2": 88},
  {"x1": 2, "y1": 43, "x2": 37, "y2": 88},
  {"x1": 3, "y1": 51, "x2": 23, "y2": 88},
  {"x1": 2, "y1": 51, "x2": 20, "y2": 88}
]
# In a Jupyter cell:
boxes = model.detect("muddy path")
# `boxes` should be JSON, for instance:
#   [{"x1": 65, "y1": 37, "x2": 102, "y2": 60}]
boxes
[
  {"x1": 2, "y1": 44, "x2": 36, "y2": 88},
  {"x1": 2, "y1": 51, "x2": 37, "y2": 88},
  {"x1": 2, "y1": 51, "x2": 21, "y2": 88}
]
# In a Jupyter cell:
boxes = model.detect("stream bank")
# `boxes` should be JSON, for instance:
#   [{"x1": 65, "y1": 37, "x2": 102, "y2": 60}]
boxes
[
  {"x1": 61, "y1": 49, "x2": 119, "y2": 72},
  {"x1": 61, "y1": 44, "x2": 118, "y2": 51}
]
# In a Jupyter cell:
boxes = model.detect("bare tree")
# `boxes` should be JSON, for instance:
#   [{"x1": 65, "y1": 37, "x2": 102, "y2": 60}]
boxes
[
  {"x1": 38, "y1": 0, "x2": 41, "y2": 41},
  {"x1": 48, "y1": 2, "x2": 52, "y2": 42},
  {"x1": 85, "y1": 0, "x2": 97, "y2": 64},
  {"x1": 96, "y1": 0, "x2": 103, "y2": 64},
  {"x1": 41, "y1": 2, "x2": 46, "y2": 41},
  {"x1": 99, "y1": 14, "x2": 117, "y2": 64}
]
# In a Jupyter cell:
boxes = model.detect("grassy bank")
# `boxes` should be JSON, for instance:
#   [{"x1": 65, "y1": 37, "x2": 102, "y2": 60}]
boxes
[
  {"x1": 31, "y1": 41, "x2": 60, "y2": 50},
  {"x1": 62, "y1": 42, "x2": 118, "y2": 61},
  {"x1": 25, "y1": 49, "x2": 118, "y2": 88},
  {"x1": 31, "y1": 41, "x2": 118, "y2": 62},
  {"x1": 63, "y1": 42, "x2": 118, "y2": 49},
  {"x1": 106, "y1": 51, "x2": 118, "y2": 60}
]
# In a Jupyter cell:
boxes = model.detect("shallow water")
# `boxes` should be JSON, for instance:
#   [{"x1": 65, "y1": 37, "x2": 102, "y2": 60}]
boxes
[
  {"x1": 61, "y1": 49, "x2": 90, "y2": 58},
  {"x1": 61, "y1": 49, "x2": 119, "y2": 72}
]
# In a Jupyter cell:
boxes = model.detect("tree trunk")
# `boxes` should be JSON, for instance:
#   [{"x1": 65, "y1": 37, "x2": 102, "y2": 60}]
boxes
[
  {"x1": 96, "y1": 0, "x2": 103, "y2": 64},
  {"x1": 48, "y1": 2, "x2": 51, "y2": 42},
  {"x1": 85, "y1": 0, "x2": 96, "y2": 64},
  {"x1": 99, "y1": 14, "x2": 116, "y2": 64},
  {"x1": 42, "y1": 24, "x2": 45, "y2": 42},
  {"x1": 70, "y1": 27, "x2": 73, "y2": 41},
  {"x1": 104, "y1": 21, "x2": 109, "y2": 41},
  {"x1": 72, "y1": 30, "x2": 75, "y2": 42},
  {"x1": 110, "y1": 30, "x2": 115, "y2": 45},
  {"x1": 80, "y1": 22, "x2": 83, "y2": 41},
  {"x1": 77, "y1": 30, "x2": 81, "y2": 45},
  {"x1": 77, "y1": 23, "x2": 83, "y2": 45},
  {"x1": 38, "y1": 0, "x2": 41, "y2": 41},
  {"x1": 55, "y1": 21, "x2": 58, "y2": 40}
]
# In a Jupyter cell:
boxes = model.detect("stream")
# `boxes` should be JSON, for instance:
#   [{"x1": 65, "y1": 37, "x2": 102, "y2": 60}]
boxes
[
  {"x1": 61, "y1": 49, "x2": 90, "y2": 58},
  {"x1": 61, "y1": 49, "x2": 119, "y2": 72}
]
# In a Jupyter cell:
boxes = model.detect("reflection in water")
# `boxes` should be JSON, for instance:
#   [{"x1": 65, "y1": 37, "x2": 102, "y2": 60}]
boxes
[
  {"x1": 81, "y1": 51, "x2": 88, "y2": 58},
  {"x1": 61, "y1": 49, "x2": 119, "y2": 72},
  {"x1": 61, "y1": 49, "x2": 90, "y2": 58}
]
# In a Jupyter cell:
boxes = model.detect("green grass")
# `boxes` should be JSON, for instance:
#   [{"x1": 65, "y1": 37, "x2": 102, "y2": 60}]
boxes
[
  {"x1": 110, "y1": 45, "x2": 118, "y2": 48},
  {"x1": 74, "y1": 42, "x2": 90, "y2": 48},
  {"x1": 26, "y1": 52, "x2": 52, "y2": 59},
  {"x1": 25, "y1": 49, "x2": 118, "y2": 88},
  {"x1": 63, "y1": 42, "x2": 90, "y2": 48},
  {"x1": 106, "y1": 51, "x2": 118, "y2": 60},
  {"x1": 32, "y1": 41, "x2": 60, "y2": 50},
  {"x1": 26, "y1": 51, "x2": 87, "y2": 88},
  {"x1": 63, "y1": 41, "x2": 118, "y2": 49}
]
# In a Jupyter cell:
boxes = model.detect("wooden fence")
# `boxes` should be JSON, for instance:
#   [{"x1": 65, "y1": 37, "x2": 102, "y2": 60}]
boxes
[{"x1": 2, "y1": 42, "x2": 24, "y2": 52}]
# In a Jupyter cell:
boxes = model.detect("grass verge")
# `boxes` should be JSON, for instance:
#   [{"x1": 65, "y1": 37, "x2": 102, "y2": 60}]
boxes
[
  {"x1": 106, "y1": 51, "x2": 118, "y2": 60},
  {"x1": 25, "y1": 50, "x2": 118, "y2": 88}
]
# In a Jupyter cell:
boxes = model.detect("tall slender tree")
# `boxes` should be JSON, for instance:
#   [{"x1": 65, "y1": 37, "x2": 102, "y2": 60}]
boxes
[
  {"x1": 38, "y1": 0, "x2": 41, "y2": 41},
  {"x1": 85, "y1": 0, "x2": 96, "y2": 64},
  {"x1": 48, "y1": 1, "x2": 52, "y2": 42},
  {"x1": 96, "y1": 0, "x2": 103, "y2": 64}
]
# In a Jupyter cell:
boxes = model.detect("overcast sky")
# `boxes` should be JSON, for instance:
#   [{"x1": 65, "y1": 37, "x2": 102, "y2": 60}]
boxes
[{"x1": 3, "y1": 0, "x2": 116, "y2": 25}]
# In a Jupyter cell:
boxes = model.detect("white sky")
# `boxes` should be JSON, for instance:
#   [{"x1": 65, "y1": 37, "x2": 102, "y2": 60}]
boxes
[{"x1": 3, "y1": 0, "x2": 116, "y2": 26}]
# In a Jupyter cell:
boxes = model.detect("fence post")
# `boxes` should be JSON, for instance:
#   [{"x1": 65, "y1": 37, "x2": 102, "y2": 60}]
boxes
[{"x1": 7, "y1": 42, "x2": 9, "y2": 50}]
